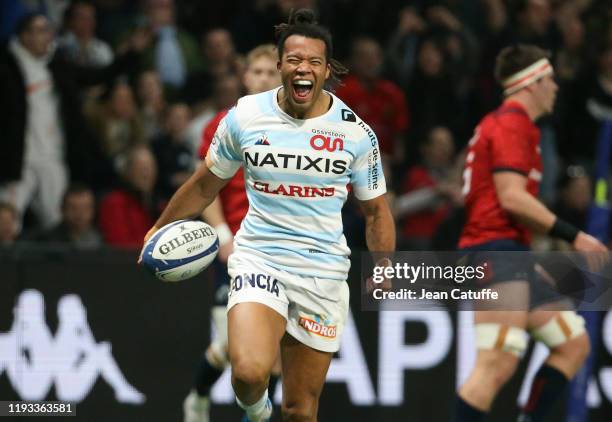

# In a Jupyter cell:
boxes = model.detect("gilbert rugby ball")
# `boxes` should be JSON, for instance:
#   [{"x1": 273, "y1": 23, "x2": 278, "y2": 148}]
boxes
[{"x1": 142, "y1": 220, "x2": 219, "y2": 282}]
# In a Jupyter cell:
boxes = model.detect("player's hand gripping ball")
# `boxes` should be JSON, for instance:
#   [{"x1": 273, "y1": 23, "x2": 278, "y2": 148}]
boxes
[{"x1": 142, "y1": 220, "x2": 219, "y2": 282}]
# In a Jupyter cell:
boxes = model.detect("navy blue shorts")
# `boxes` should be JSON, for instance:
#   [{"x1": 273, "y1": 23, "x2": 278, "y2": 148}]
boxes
[{"x1": 461, "y1": 239, "x2": 564, "y2": 309}]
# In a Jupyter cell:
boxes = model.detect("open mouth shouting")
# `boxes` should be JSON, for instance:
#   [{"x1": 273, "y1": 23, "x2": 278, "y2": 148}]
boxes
[{"x1": 292, "y1": 79, "x2": 314, "y2": 103}]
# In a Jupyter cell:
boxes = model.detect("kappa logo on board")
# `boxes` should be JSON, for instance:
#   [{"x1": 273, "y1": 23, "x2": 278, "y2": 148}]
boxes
[{"x1": 0, "y1": 290, "x2": 145, "y2": 404}]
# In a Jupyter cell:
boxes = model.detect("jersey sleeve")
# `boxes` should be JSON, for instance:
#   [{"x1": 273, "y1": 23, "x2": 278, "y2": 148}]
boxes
[
  {"x1": 206, "y1": 108, "x2": 242, "y2": 179},
  {"x1": 490, "y1": 123, "x2": 532, "y2": 175},
  {"x1": 198, "y1": 109, "x2": 228, "y2": 160},
  {"x1": 349, "y1": 129, "x2": 387, "y2": 200}
]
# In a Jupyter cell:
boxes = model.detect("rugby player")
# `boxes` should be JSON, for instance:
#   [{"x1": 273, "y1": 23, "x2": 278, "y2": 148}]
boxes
[
  {"x1": 454, "y1": 44, "x2": 608, "y2": 422},
  {"x1": 144, "y1": 9, "x2": 395, "y2": 421},
  {"x1": 183, "y1": 44, "x2": 282, "y2": 422}
]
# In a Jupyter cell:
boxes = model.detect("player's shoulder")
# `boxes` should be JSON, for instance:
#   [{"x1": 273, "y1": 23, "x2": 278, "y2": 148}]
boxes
[
  {"x1": 487, "y1": 102, "x2": 533, "y2": 130},
  {"x1": 328, "y1": 92, "x2": 377, "y2": 141},
  {"x1": 220, "y1": 89, "x2": 277, "y2": 135},
  {"x1": 233, "y1": 89, "x2": 277, "y2": 119}
]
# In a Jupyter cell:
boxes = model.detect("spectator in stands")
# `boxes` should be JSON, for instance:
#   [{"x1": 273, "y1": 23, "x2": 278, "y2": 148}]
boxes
[
  {"x1": 558, "y1": 42, "x2": 612, "y2": 164},
  {"x1": 386, "y1": 5, "x2": 479, "y2": 95},
  {"x1": 385, "y1": 7, "x2": 426, "y2": 88},
  {"x1": 554, "y1": 7, "x2": 587, "y2": 83},
  {"x1": 58, "y1": 1, "x2": 114, "y2": 68},
  {"x1": 202, "y1": 28, "x2": 244, "y2": 79},
  {"x1": 99, "y1": 146, "x2": 162, "y2": 248},
  {"x1": 86, "y1": 79, "x2": 146, "y2": 163},
  {"x1": 336, "y1": 36, "x2": 409, "y2": 181},
  {"x1": 182, "y1": 28, "x2": 244, "y2": 110},
  {"x1": 0, "y1": 0, "x2": 70, "y2": 41},
  {"x1": 152, "y1": 103, "x2": 194, "y2": 200},
  {"x1": 0, "y1": 201, "x2": 19, "y2": 246},
  {"x1": 0, "y1": 13, "x2": 147, "y2": 230},
  {"x1": 186, "y1": 73, "x2": 243, "y2": 155},
  {"x1": 32, "y1": 183, "x2": 102, "y2": 249},
  {"x1": 425, "y1": 5, "x2": 480, "y2": 99},
  {"x1": 395, "y1": 126, "x2": 462, "y2": 249},
  {"x1": 480, "y1": 0, "x2": 508, "y2": 35},
  {"x1": 140, "y1": 0, "x2": 203, "y2": 94},
  {"x1": 513, "y1": 0, "x2": 560, "y2": 50},
  {"x1": 137, "y1": 70, "x2": 166, "y2": 140},
  {"x1": 407, "y1": 37, "x2": 463, "y2": 149}
]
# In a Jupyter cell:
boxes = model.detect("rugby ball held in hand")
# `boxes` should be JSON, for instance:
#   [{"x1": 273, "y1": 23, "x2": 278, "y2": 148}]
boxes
[{"x1": 142, "y1": 220, "x2": 219, "y2": 282}]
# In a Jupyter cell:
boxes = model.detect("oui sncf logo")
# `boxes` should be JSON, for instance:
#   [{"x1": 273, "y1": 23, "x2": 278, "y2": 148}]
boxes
[
  {"x1": 309, "y1": 128, "x2": 345, "y2": 152},
  {"x1": 158, "y1": 225, "x2": 215, "y2": 255},
  {"x1": 310, "y1": 135, "x2": 343, "y2": 152}
]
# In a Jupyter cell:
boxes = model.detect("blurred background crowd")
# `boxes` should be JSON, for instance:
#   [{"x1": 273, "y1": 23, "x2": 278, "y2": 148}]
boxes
[{"x1": 0, "y1": 0, "x2": 611, "y2": 252}]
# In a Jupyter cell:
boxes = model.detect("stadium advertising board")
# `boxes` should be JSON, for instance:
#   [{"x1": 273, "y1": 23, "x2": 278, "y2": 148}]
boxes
[{"x1": 0, "y1": 249, "x2": 610, "y2": 421}]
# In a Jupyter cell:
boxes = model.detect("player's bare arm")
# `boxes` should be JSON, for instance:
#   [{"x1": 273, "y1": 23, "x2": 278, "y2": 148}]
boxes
[
  {"x1": 201, "y1": 196, "x2": 226, "y2": 227},
  {"x1": 143, "y1": 158, "x2": 229, "y2": 243},
  {"x1": 494, "y1": 171, "x2": 556, "y2": 232},
  {"x1": 494, "y1": 171, "x2": 608, "y2": 265},
  {"x1": 360, "y1": 195, "x2": 396, "y2": 292},
  {"x1": 360, "y1": 195, "x2": 396, "y2": 252},
  {"x1": 201, "y1": 196, "x2": 234, "y2": 263}
]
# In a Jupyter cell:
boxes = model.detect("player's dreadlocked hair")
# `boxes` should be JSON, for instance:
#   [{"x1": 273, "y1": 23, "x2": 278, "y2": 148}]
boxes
[{"x1": 274, "y1": 9, "x2": 348, "y2": 84}]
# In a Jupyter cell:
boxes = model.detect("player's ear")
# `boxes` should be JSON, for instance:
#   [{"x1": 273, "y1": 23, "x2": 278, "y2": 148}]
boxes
[{"x1": 325, "y1": 63, "x2": 331, "y2": 80}]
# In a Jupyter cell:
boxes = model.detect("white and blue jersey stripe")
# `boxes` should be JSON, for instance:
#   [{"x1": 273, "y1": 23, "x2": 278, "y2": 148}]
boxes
[{"x1": 207, "y1": 86, "x2": 386, "y2": 280}]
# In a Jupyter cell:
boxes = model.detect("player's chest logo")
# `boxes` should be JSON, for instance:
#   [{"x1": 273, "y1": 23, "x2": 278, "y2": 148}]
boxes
[
  {"x1": 309, "y1": 134, "x2": 344, "y2": 152},
  {"x1": 255, "y1": 132, "x2": 270, "y2": 146},
  {"x1": 309, "y1": 128, "x2": 347, "y2": 152},
  {"x1": 243, "y1": 149, "x2": 348, "y2": 175},
  {"x1": 243, "y1": 129, "x2": 351, "y2": 176}
]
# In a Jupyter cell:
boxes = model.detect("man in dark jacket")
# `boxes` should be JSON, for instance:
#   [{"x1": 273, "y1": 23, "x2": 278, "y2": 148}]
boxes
[{"x1": 0, "y1": 13, "x2": 146, "y2": 230}]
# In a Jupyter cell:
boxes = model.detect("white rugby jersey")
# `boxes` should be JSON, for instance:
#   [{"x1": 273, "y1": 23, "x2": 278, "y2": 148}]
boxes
[{"x1": 207, "y1": 87, "x2": 386, "y2": 280}]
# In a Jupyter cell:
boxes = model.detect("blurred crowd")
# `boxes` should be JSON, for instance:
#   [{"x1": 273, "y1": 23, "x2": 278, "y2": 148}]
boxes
[{"x1": 0, "y1": 0, "x2": 611, "y2": 251}]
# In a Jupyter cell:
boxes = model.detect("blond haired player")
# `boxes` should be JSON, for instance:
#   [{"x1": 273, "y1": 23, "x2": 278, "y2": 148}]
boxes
[{"x1": 183, "y1": 44, "x2": 282, "y2": 422}]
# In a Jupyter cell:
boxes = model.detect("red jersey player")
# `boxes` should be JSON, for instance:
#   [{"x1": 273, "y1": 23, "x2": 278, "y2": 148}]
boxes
[
  {"x1": 454, "y1": 45, "x2": 608, "y2": 422},
  {"x1": 183, "y1": 44, "x2": 282, "y2": 422}
]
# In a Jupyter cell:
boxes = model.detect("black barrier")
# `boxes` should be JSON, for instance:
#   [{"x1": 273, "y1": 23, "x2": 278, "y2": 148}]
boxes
[{"x1": 0, "y1": 247, "x2": 611, "y2": 421}]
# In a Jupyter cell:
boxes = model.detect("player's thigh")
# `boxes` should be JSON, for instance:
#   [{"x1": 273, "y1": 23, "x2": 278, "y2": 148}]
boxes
[
  {"x1": 280, "y1": 333, "x2": 333, "y2": 406},
  {"x1": 227, "y1": 254, "x2": 289, "y2": 371},
  {"x1": 473, "y1": 281, "x2": 530, "y2": 313},
  {"x1": 228, "y1": 302, "x2": 286, "y2": 370},
  {"x1": 474, "y1": 307, "x2": 528, "y2": 326}
]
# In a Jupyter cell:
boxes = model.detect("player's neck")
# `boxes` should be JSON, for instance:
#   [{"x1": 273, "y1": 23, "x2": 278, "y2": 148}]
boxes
[
  {"x1": 504, "y1": 93, "x2": 541, "y2": 121},
  {"x1": 277, "y1": 88, "x2": 331, "y2": 119}
]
